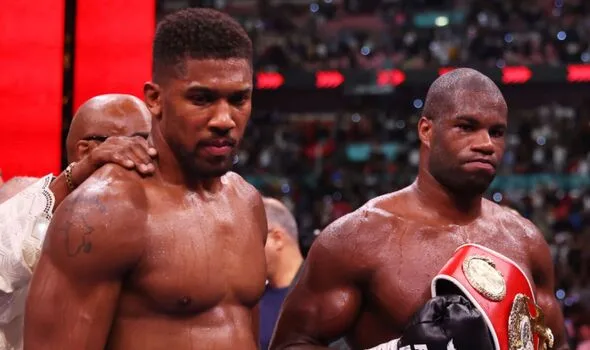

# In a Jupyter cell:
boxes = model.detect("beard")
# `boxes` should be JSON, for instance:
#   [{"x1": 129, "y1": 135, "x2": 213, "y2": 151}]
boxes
[
  {"x1": 172, "y1": 142, "x2": 237, "y2": 179},
  {"x1": 429, "y1": 152, "x2": 495, "y2": 196}
]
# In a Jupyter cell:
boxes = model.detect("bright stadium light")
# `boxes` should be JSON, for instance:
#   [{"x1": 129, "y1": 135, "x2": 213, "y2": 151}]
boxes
[{"x1": 434, "y1": 16, "x2": 449, "y2": 27}]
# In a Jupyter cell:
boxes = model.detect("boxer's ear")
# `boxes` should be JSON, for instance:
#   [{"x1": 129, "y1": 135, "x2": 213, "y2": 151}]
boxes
[
  {"x1": 268, "y1": 229, "x2": 285, "y2": 250},
  {"x1": 418, "y1": 116, "x2": 433, "y2": 148},
  {"x1": 144, "y1": 82, "x2": 162, "y2": 120},
  {"x1": 75, "y1": 140, "x2": 92, "y2": 162}
]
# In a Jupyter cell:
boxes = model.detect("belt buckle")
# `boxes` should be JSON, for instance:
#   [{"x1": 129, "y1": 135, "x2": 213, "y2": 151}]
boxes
[{"x1": 508, "y1": 294, "x2": 554, "y2": 350}]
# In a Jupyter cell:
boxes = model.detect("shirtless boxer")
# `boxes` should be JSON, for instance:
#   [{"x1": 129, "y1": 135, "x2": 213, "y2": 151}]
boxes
[
  {"x1": 270, "y1": 68, "x2": 568, "y2": 350},
  {"x1": 0, "y1": 94, "x2": 154, "y2": 205},
  {"x1": 24, "y1": 8, "x2": 266, "y2": 350},
  {"x1": 0, "y1": 94, "x2": 155, "y2": 350}
]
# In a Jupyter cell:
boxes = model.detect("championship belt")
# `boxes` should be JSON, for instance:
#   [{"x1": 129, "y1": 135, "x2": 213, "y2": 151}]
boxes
[{"x1": 430, "y1": 244, "x2": 554, "y2": 350}]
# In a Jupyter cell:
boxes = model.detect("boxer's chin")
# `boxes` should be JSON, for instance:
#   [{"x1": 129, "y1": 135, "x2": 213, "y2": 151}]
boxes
[
  {"x1": 462, "y1": 173, "x2": 495, "y2": 195},
  {"x1": 180, "y1": 155, "x2": 234, "y2": 179},
  {"x1": 194, "y1": 160, "x2": 233, "y2": 178},
  {"x1": 443, "y1": 171, "x2": 495, "y2": 196}
]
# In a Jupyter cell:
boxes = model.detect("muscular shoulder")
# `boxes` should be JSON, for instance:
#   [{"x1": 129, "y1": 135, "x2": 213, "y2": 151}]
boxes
[
  {"x1": 486, "y1": 200, "x2": 541, "y2": 241},
  {"x1": 223, "y1": 171, "x2": 259, "y2": 200},
  {"x1": 321, "y1": 191, "x2": 410, "y2": 243},
  {"x1": 223, "y1": 171, "x2": 266, "y2": 241},
  {"x1": 486, "y1": 201, "x2": 551, "y2": 277},
  {"x1": 314, "y1": 195, "x2": 403, "y2": 268},
  {"x1": 80, "y1": 163, "x2": 147, "y2": 204},
  {"x1": 68, "y1": 163, "x2": 149, "y2": 236},
  {"x1": 223, "y1": 171, "x2": 263, "y2": 212},
  {"x1": 44, "y1": 164, "x2": 147, "y2": 275}
]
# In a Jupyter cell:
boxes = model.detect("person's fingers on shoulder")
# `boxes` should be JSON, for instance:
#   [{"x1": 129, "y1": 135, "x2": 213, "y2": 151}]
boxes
[
  {"x1": 109, "y1": 153, "x2": 135, "y2": 169},
  {"x1": 120, "y1": 149, "x2": 151, "y2": 174},
  {"x1": 129, "y1": 136, "x2": 157, "y2": 172},
  {"x1": 127, "y1": 141, "x2": 155, "y2": 175},
  {"x1": 147, "y1": 146, "x2": 157, "y2": 158},
  {"x1": 88, "y1": 135, "x2": 127, "y2": 165},
  {"x1": 129, "y1": 143, "x2": 154, "y2": 167},
  {"x1": 101, "y1": 137, "x2": 145, "y2": 170}
]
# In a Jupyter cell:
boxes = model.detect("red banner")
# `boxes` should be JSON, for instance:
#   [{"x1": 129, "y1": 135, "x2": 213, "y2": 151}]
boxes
[
  {"x1": 316, "y1": 71, "x2": 344, "y2": 88},
  {"x1": 0, "y1": 1, "x2": 65, "y2": 180},
  {"x1": 502, "y1": 66, "x2": 532, "y2": 84},
  {"x1": 256, "y1": 72, "x2": 285, "y2": 89},
  {"x1": 74, "y1": 0, "x2": 155, "y2": 111}
]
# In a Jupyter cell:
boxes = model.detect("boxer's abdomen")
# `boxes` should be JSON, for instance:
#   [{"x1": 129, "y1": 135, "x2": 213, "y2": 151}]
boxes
[{"x1": 106, "y1": 304, "x2": 259, "y2": 350}]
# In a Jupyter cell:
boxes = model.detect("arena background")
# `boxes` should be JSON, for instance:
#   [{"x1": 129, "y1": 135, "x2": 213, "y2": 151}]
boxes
[{"x1": 1, "y1": 0, "x2": 590, "y2": 347}]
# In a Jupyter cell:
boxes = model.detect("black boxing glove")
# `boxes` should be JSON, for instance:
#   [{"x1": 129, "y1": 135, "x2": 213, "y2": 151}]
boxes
[{"x1": 366, "y1": 295, "x2": 494, "y2": 350}]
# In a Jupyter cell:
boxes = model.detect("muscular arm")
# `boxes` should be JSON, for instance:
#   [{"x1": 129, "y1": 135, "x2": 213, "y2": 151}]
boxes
[
  {"x1": 270, "y1": 219, "x2": 364, "y2": 349},
  {"x1": 24, "y1": 166, "x2": 146, "y2": 350},
  {"x1": 527, "y1": 224, "x2": 569, "y2": 349}
]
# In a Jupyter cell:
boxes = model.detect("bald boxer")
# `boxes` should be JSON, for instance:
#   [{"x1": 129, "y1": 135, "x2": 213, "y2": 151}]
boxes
[
  {"x1": 260, "y1": 197, "x2": 304, "y2": 350},
  {"x1": 25, "y1": 8, "x2": 266, "y2": 350},
  {"x1": 0, "y1": 94, "x2": 155, "y2": 350},
  {"x1": 271, "y1": 68, "x2": 568, "y2": 350}
]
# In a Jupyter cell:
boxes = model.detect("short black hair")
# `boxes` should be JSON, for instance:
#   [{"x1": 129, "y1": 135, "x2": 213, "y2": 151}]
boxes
[
  {"x1": 423, "y1": 68, "x2": 503, "y2": 122},
  {"x1": 152, "y1": 7, "x2": 253, "y2": 81}
]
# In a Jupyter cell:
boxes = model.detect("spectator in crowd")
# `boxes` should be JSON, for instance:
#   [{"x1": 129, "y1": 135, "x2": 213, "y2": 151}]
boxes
[{"x1": 260, "y1": 197, "x2": 304, "y2": 350}]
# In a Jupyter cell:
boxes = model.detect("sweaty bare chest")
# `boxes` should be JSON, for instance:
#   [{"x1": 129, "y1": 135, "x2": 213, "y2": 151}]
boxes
[
  {"x1": 364, "y1": 220, "x2": 535, "y2": 332},
  {"x1": 127, "y1": 201, "x2": 266, "y2": 315}
]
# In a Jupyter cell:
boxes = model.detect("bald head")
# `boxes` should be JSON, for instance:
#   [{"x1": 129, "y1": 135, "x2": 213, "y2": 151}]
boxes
[
  {"x1": 66, "y1": 94, "x2": 152, "y2": 163},
  {"x1": 423, "y1": 68, "x2": 505, "y2": 122},
  {"x1": 418, "y1": 68, "x2": 508, "y2": 195},
  {"x1": 263, "y1": 197, "x2": 298, "y2": 243}
]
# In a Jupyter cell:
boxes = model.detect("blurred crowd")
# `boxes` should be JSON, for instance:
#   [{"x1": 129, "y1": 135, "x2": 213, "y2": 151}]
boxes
[{"x1": 221, "y1": 0, "x2": 590, "y2": 70}]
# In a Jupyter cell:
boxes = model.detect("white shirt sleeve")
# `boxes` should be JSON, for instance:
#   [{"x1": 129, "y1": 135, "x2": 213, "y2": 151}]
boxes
[{"x1": 0, "y1": 175, "x2": 55, "y2": 350}]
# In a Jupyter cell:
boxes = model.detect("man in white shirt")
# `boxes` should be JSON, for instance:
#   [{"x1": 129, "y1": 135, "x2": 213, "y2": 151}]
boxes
[{"x1": 0, "y1": 94, "x2": 157, "y2": 350}]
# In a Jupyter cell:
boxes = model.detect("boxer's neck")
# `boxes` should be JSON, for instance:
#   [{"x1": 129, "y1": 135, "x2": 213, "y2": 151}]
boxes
[
  {"x1": 414, "y1": 168, "x2": 483, "y2": 221},
  {"x1": 150, "y1": 124, "x2": 221, "y2": 192}
]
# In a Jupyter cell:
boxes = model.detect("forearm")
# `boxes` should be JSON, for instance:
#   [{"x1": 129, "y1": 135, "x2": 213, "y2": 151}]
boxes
[{"x1": 25, "y1": 286, "x2": 117, "y2": 350}]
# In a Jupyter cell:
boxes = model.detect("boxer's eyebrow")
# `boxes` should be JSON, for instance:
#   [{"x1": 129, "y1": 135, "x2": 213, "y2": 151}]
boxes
[
  {"x1": 455, "y1": 115, "x2": 507, "y2": 130},
  {"x1": 186, "y1": 85, "x2": 212, "y2": 93},
  {"x1": 186, "y1": 84, "x2": 251, "y2": 96},
  {"x1": 454, "y1": 115, "x2": 479, "y2": 124}
]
